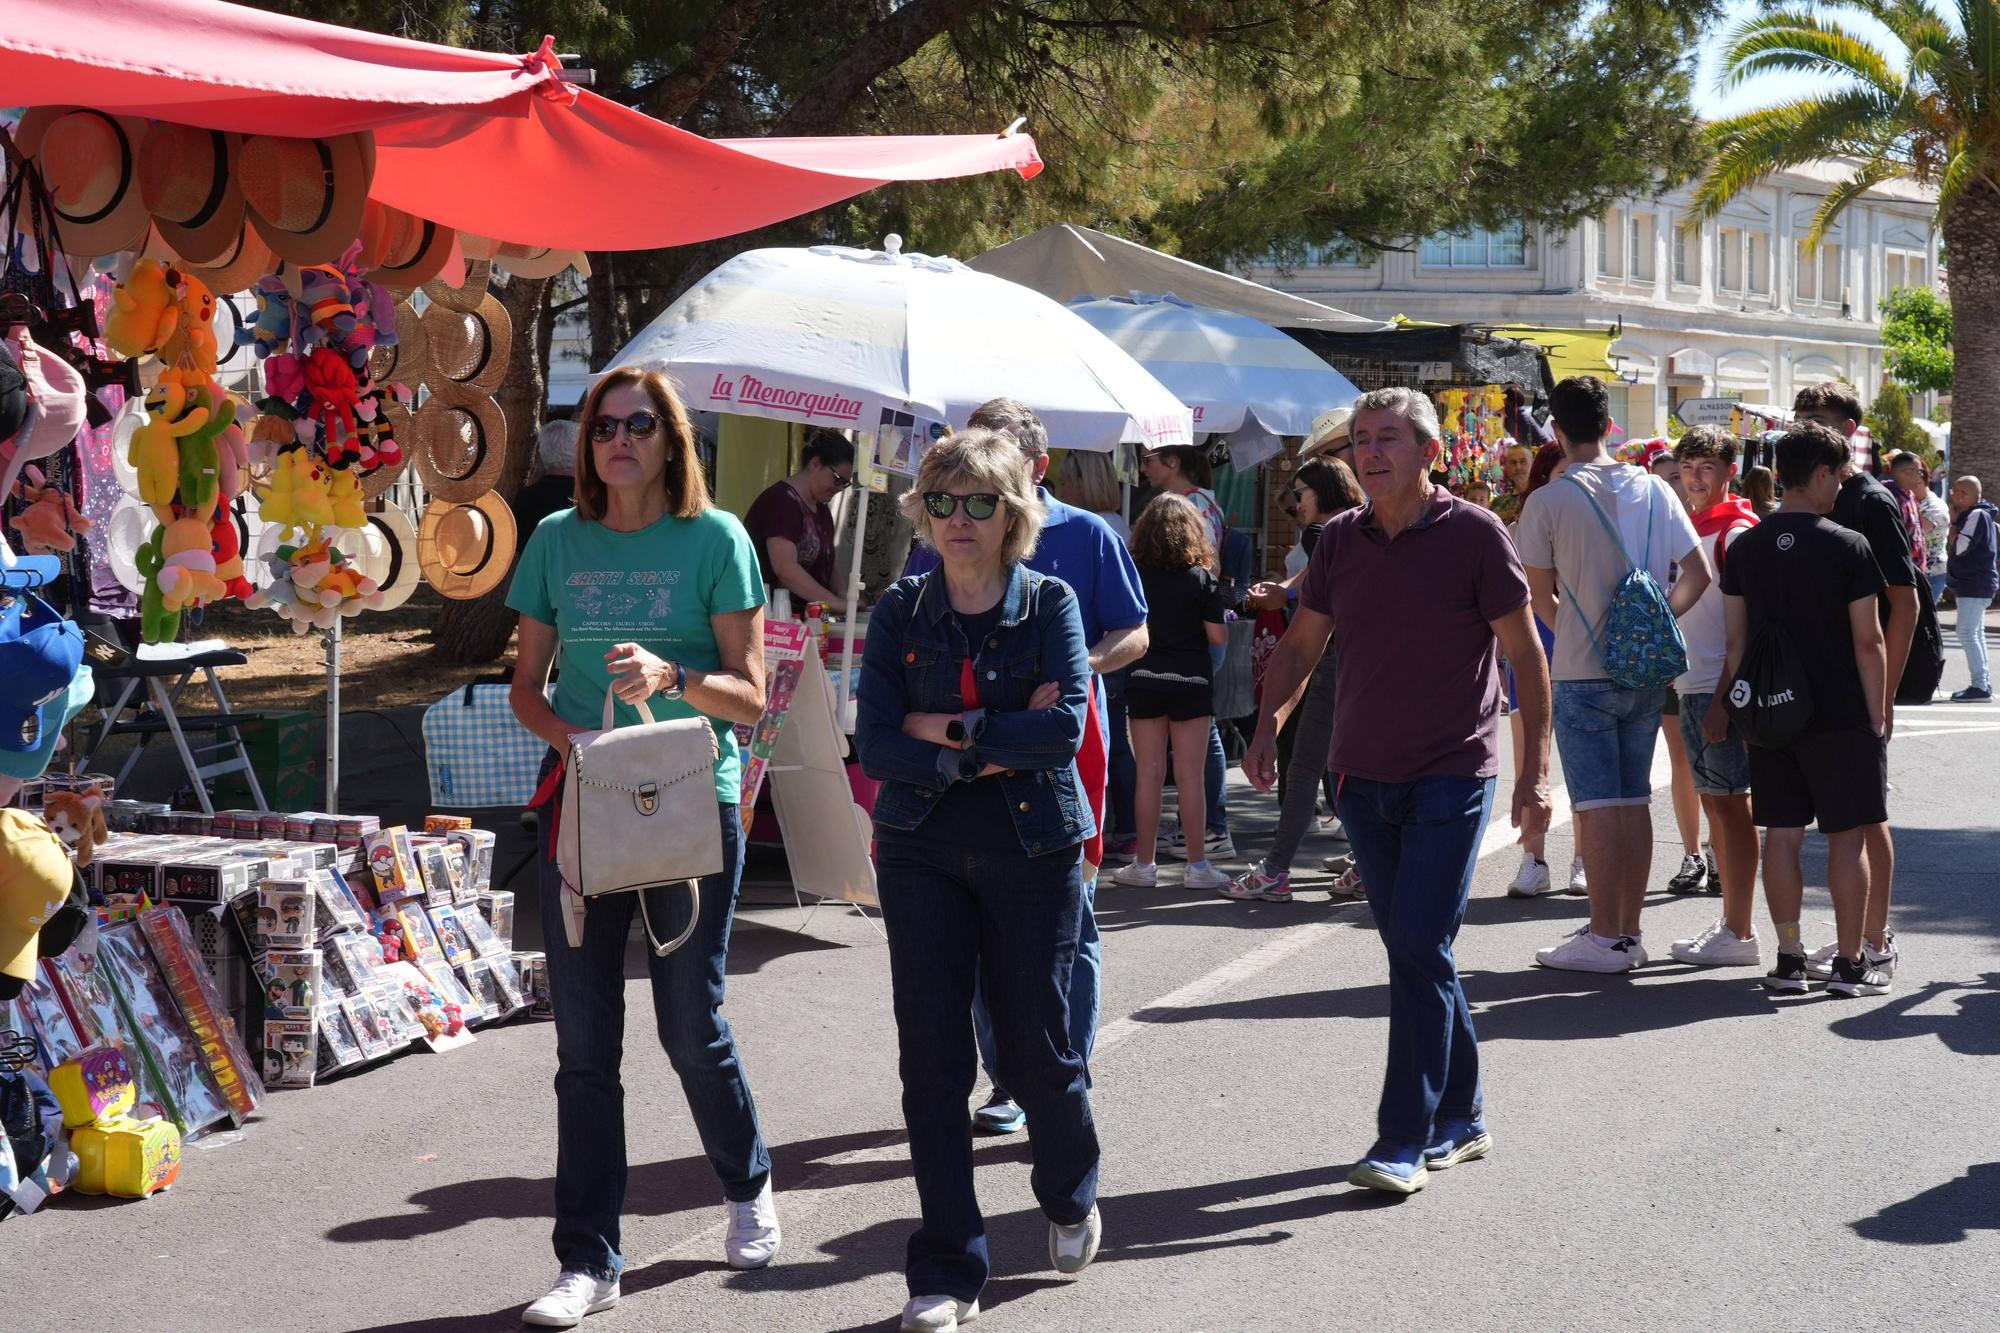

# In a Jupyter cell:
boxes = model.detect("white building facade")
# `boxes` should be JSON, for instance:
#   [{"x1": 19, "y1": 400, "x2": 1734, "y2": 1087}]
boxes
[{"x1": 1245, "y1": 162, "x2": 1942, "y2": 437}]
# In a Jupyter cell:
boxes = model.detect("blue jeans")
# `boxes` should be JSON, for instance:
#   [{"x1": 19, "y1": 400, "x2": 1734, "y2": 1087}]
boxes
[
  {"x1": 1960, "y1": 594, "x2": 1993, "y2": 691},
  {"x1": 1335, "y1": 774, "x2": 1495, "y2": 1148},
  {"x1": 1104, "y1": 672, "x2": 1136, "y2": 842},
  {"x1": 1928, "y1": 571, "x2": 1949, "y2": 605},
  {"x1": 536, "y1": 799, "x2": 771, "y2": 1279},
  {"x1": 876, "y1": 836, "x2": 1100, "y2": 1301},
  {"x1": 1553, "y1": 679, "x2": 1665, "y2": 810},
  {"x1": 1204, "y1": 717, "x2": 1229, "y2": 836},
  {"x1": 973, "y1": 874, "x2": 1099, "y2": 1089}
]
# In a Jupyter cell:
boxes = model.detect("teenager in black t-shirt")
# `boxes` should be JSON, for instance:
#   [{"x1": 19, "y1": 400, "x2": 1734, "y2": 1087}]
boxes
[{"x1": 1718, "y1": 422, "x2": 1890, "y2": 997}]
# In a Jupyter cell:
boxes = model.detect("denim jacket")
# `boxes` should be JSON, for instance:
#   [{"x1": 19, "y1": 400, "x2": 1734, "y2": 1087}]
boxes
[{"x1": 857, "y1": 562, "x2": 1095, "y2": 855}]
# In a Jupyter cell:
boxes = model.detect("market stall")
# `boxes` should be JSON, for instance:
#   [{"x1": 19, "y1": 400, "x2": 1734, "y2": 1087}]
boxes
[{"x1": 0, "y1": 0, "x2": 1055, "y2": 1214}]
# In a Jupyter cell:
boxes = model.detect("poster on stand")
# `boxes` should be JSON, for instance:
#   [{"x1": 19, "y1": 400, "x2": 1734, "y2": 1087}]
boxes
[
  {"x1": 738, "y1": 619, "x2": 814, "y2": 831},
  {"x1": 768, "y1": 648, "x2": 878, "y2": 907}
]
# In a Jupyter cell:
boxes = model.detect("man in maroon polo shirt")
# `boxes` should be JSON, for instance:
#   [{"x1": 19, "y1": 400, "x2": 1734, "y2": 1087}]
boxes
[{"x1": 1247, "y1": 385, "x2": 1553, "y2": 1196}]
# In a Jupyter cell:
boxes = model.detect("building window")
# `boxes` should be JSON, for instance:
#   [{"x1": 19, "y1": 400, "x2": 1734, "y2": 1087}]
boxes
[
  {"x1": 1304, "y1": 239, "x2": 1368, "y2": 267},
  {"x1": 1748, "y1": 233, "x2": 1770, "y2": 294},
  {"x1": 1422, "y1": 221, "x2": 1530, "y2": 269},
  {"x1": 1886, "y1": 248, "x2": 1928, "y2": 292},
  {"x1": 1672, "y1": 221, "x2": 1695, "y2": 286},
  {"x1": 1715, "y1": 225, "x2": 1770, "y2": 296},
  {"x1": 1718, "y1": 226, "x2": 1743, "y2": 292},
  {"x1": 1598, "y1": 209, "x2": 1623, "y2": 277},
  {"x1": 1797, "y1": 240, "x2": 1843, "y2": 306},
  {"x1": 1629, "y1": 212, "x2": 1656, "y2": 282}
]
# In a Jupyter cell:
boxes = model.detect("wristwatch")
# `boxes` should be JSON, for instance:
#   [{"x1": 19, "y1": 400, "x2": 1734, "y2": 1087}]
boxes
[
  {"x1": 944, "y1": 717, "x2": 967, "y2": 744},
  {"x1": 661, "y1": 661, "x2": 687, "y2": 700}
]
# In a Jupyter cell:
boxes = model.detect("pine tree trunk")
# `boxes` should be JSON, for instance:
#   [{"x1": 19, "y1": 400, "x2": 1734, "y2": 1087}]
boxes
[
  {"x1": 429, "y1": 275, "x2": 552, "y2": 667},
  {"x1": 1943, "y1": 188, "x2": 2000, "y2": 486}
]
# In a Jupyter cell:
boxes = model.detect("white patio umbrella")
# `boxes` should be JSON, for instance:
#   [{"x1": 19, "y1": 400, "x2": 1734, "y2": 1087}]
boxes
[
  {"x1": 608, "y1": 237, "x2": 1195, "y2": 451},
  {"x1": 1066, "y1": 294, "x2": 1360, "y2": 468},
  {"x1": 606, "y1": 237, "x2": 1195, "y2": 719}
]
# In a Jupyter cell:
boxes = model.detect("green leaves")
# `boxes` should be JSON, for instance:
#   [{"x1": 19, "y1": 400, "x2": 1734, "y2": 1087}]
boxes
[{"x1": 1880, "y1": 285, "x2": 1956, "y2": 394}]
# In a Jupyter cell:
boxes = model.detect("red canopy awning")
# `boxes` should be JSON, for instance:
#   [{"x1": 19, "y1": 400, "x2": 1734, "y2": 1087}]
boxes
[{"x1": 0, "y1": 0, "x2": 1042, "y2": 251}]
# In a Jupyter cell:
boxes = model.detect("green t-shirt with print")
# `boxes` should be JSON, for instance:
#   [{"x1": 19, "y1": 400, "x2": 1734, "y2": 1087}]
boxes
[{"x1": 507, "y1": 507, "x2": 764, "y2": 803}]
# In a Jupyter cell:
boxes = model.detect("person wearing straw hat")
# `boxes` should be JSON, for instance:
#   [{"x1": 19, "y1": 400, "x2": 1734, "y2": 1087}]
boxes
[{"x1": 507, "y1": 366, "x2": 778, "y2": 1328}]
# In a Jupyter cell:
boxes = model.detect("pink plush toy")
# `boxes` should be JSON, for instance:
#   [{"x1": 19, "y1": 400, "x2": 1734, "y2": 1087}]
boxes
[{"x1": 8, "y1": 464, "x2": 90, "y2": 554}]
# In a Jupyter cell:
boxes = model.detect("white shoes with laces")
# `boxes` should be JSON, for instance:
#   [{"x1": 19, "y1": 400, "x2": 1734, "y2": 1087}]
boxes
[
  {"x1": 522, "y1": 1270, "x2": 619, "y2": 1328},
  {"x1": 1506, "y1": 851, "x2": 1555, "y2": 897},
  {"x1": 725, "y1": 1177, "x2": 782, "y2": 1270},
  {"x1": 1049, "y1": 1203, "x2": 1103, "y2": 1274},
  {"x1": 902, "y1": 1295, "x2": 980, "y2": 1331},
  {"x1": 1670, "y1": 920, "x2": 1761, "y2": 967}
]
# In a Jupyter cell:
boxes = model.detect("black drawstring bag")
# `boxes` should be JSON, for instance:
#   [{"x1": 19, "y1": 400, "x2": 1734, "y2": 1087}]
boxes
[{"x1": 1723, "y1": 622, "x2": 1815, "y2": 749}]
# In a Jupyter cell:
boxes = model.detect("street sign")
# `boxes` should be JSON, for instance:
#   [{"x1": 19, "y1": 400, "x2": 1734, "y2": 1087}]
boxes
[{"x1": 1675, "y1": 396, "x2": 1741, "y2": 427}]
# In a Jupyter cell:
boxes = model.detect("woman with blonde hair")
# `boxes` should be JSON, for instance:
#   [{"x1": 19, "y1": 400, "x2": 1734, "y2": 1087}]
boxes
[
  {"x1": 1111, "y1": 492, "x2": 1229, "y2": 891},
  {"x1": 856, "y1": 428, "x2": 1101, "y2": 1331},
  {"x1": 1052, "y1": 447, "x2": 1129, "y2": 541},
  {"x1": 507, "y1": 366, "x2": 778, "y2": 1327}
]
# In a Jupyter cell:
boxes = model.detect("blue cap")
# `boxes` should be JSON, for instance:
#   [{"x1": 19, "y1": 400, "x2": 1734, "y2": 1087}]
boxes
[
  {"x1": 0, "y1": 542, "x2": 60, "y2": 592},
  {"x1": 0, "y1": 592, "x2": 85, "y2": 753}
]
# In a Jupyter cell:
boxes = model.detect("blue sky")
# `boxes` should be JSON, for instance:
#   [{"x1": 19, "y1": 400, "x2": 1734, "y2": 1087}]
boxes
[{"x1": 1692, "y1": 0, "x2": 1901, "y2": 119}]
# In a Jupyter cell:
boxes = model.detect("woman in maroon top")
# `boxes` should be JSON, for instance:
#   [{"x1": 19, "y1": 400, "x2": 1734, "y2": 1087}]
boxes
[{"x1": 743, "y1": 429, "x2": 856, "y2": 613}]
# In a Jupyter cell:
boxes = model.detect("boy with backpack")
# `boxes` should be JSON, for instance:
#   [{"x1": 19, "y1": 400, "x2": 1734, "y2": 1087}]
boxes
[
  {"x1": 1717, "y1": 423, "x2": 1891, "y2": 997},
  {"x1": 1517, "y1": 377, "x2": 1710, "y2": 973},
  {"x1": 1666, "y1": 427, "x2": 1763, "y2": 968}
]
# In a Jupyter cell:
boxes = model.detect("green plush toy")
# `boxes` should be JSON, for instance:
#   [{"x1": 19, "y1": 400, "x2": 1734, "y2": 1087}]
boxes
[
  {"x1": 133, "y1": 528, "x2": 181, "y2": 644},
  {"x1": 175, "y1": 387, "x2": 237, "y2": 522}
]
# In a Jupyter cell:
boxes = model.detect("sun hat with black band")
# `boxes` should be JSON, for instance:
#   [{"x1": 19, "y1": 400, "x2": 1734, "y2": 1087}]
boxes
[
  {"x1": 410, "y1": 393, "x2": 507, "y2": 502},
  {"x1": 17, "y1": 107, "x2": 153, "y2": 258},
  {"x1": 238, "y1": 132, "x2": 374, "y2": 267},
  {"x1": 420, "y1": 292, "x2": 512, "y2": 397},
  {"x1": 417, "y1": 492, "x2": 516, "y2": 601},
  {"x1": 138, "y1": 123, "x2": 246, "y2": 266}
]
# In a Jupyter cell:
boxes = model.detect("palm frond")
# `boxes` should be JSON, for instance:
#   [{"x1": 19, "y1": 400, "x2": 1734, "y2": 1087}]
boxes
[
  {"x1": 1719, "y1": 11, "x2": 1902, "y2": 97},
  {"x1": 1932, "y1": 140, "x2": 1991, "y2": 225},
  {"x1": 1958, "y1": 0, "x2": 2000, "y2": 108},
  {"x1": 1804, "y1": 163, "x2": 1897, "y2": 249},
  {"x1": 1692, "y1": 93, "x2": 1903, "y2": 217}
]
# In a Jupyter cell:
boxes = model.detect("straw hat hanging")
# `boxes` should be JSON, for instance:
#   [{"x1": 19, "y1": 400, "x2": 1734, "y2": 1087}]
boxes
[
  {"x1": 369, "y1": 300, "x2": 431, "y2": 389},
  {"x1": 419, "y1": 293, "x2": 512, "y2": 398},
  {"x1": 137, "y1": 124, "x2": 246, "y2": 266},
  {"x1": 422, "y1": 256, "x2": 492, "y2": 315},
  {"x1": 18, "y1": 107, "x2": 153, "y2": 258},
  {"x1": 417, "y1": 493, "x2": 517, "y2": 600},
  {"x1": 410, "y1": 393, "x2": 507, "y2": 502},
  {"x1": 237, "y1": 132, "x2": 375, "y2": 266},
  {"x1": 363, "y1": 202, "x2": 455, "y2": 293}
]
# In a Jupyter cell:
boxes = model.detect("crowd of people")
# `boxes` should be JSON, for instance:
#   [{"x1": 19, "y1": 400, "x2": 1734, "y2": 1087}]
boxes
[{"x1": 497, "y1": 366, "x2": 1995, "y2": 1332}]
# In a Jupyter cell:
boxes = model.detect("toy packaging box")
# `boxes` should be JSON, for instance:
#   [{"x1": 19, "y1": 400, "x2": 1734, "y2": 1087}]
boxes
[
  {"x1": 363, "y1": 826, "x2": 421, "y2": 903},
  {"x1": 259, "y1": 950, "x2": 321, "y2": 1020},
  {"x1": 73, "y1": 1113, "x2": 181, "y2": 1198},
  {"x1": 381, "y1": 961, "x2": 475, "y2": 1051},
  {"x1": 314, "y1": 1004, "x2": 364, "y2": 1077},
  {"x1": 259, "y1": 881, "x2": 318, "y2": 949},
  {"x1": 342, "y1": 994, "x2": 393, "y2": 1059},
  {"x1": 459, "y1": 907, "x2": 509, "y2": 962},
  {"x1": 42, "y1": 952, "x2": 172, "y2": 1119},
  {"x1": 137, "y1": 907, "x2": 263, "y2": 1122},
  {"x1": 449, "y1": 829, "x2": 496, "y2": 896},
  {"x1": 18, "y1": 978, "x2": 84, "y2": 1069},
  {"x1": 262, "y1": 1018, "x2": 317, "y2": 1088},
  {"x1": 477, "y1": 890, "x2": 514, "y2": 947},
  {"x1": 394, "y1": 904, "x2": 447, "y2": 966},
  {"x1": 513, "y1": 951, "x2": 551, "y2": 1018},
  {"x1": 99, "y1": 922, "x2": 233, "y2": 1138},
  {"x1": 311, "y1": 867, "x2": 368, "y2": 935},
  {"x1": 412, "y1": 840, "x2": 460, "y2": 906},
  {"x1": 428, "y1": 904, "x2": 476, "y2": 967},
  {"x1": 441, "y1": 844, "x2": 474, "y2": 905},
  {"x1": 424, "y1": 814, "x2": 474, "y2": 835},
  {"x1": 51, "y1": 1045, "x2": 137, "y2": 1127}
]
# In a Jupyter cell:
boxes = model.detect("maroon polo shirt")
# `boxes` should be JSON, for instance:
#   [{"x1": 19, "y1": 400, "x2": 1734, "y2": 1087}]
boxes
[{"x1": 1298, "y1": 489, "x2": 1530, "y2": 783}]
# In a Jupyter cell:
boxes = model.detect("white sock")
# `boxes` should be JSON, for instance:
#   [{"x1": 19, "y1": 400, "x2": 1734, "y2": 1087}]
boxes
[{"x1": 1590, "y1": 931, "x2": 1622, "y2": 947}]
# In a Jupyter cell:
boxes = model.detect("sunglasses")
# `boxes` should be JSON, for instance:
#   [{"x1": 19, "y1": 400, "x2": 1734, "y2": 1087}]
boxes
[
  {"x1": 589, "y1": 411, "x2": 660, "y2": 443},
  {"x1": 922, "y1": 491, "x2": 1001, "y2": 521}
]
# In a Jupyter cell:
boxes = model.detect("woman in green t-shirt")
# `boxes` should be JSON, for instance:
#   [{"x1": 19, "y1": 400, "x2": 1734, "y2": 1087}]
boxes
[{"x1": 506, "y1": 367, "x2": 778, "y2": 1327}]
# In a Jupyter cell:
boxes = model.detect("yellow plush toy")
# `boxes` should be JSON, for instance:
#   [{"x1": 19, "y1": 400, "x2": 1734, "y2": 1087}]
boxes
[
  {"x1": 292, "y1": 455, "x2": 336, "y2": 530},
  {"x1": 157, "y1": 273, "x2": 219, "y2": 377},
  {"x1": 325, "y1": 464, "x2": 364, "y2": 529},
  {"x1": 131, "y1": 382, "x2": 210, "y2": 525},
  {"x1": 154, "y1": 515, "x2": 226, "y2": 612},
  {"x1": 105, "y1": 261, "x2": 181, "y2": 359},
  {"x1": 259, "y1": 449, "x2": 307, "y2": 532}
]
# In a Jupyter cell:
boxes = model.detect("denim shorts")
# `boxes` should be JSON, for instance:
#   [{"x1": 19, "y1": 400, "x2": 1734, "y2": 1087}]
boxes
[
  {"x1": 1676, "y1": 691, "x2": 1751, "y2": 796},
  {"x1": 1553, "y1": 679, "x2": 1665, "y2": 810}
]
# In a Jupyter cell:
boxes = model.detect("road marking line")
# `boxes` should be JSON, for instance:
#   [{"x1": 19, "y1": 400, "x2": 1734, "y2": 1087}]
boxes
[{"x1": 1096, "y1": 922, "x2": 1340, "y2": 1055}]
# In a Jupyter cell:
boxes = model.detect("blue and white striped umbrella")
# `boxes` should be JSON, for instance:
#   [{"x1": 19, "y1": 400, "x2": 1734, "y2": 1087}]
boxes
[
  {"x1": 1066, "y1": 293, "x2": 1359, "y2": 442},
  {"x1": 607, "y1": 238, "x2": 1193, "y2": 450}
]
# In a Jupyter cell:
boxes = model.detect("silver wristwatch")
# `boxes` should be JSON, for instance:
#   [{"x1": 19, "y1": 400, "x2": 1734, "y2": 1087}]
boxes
[{"x1": 661, "y1": 660, "x2": 687, "y2": 700}]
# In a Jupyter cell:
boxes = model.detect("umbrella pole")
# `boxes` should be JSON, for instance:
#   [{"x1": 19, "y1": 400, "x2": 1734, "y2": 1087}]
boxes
[
  {"x1": 836, "y1": 484, "x2": 870, "y2": 729},
  {"x1": 325, "y1": 618, "x2": 340, "y2": 814}
]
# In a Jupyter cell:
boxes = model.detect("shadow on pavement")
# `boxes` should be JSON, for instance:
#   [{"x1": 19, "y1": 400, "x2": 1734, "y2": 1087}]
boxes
[
  {"x1": 324, "y1": 1128, "x2": 916, "y2": 1245},
  {"x1": 1826, "y1": 973, "x2": 2000, "y2": 1055},
  {"x1": 1851, "y1": 1161, "x2": 2000, "y2": 1245},
  {"x1": 342, "y1": 1258, "x2": 727, "y2": 1332}
]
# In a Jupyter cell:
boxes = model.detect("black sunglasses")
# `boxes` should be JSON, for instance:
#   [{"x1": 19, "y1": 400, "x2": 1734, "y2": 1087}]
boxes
[
  {"x1": 923, "y1": 491, "x2": 1001, "y2": 521},
  {"x1": 589, "y1": 410, "x2": 660, "y2": 443}
]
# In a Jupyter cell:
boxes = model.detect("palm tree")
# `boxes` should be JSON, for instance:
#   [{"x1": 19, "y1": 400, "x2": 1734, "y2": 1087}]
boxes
[{"x1": 1691, "y1": 1, "x2": 1999, "y2": 483}]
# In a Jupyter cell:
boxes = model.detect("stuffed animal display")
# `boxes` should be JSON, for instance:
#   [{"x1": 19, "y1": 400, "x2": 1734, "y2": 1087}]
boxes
[
  {"x1": 243, "y1": 534, "x2": 385, "y2": 635},
  {"x1": 41, "y1": 787, "x2": 110, "y2": 868},
  {"x1": 109, "y1": 260, "x2": 253, "y2": 641}
]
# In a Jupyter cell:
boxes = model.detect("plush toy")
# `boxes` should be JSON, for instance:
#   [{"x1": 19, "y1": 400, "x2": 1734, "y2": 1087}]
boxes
[
  {"x1": 297, "y1": 266, "x2": 357, "y2": 339},
  {"x1": 104, "y1": 261, "x2": 180, "y2": 358},
  {"x1": 351, "y1": 393, "x2": 401, "y2": 472},
  {"x1": 158, "y1": 274, "x2": 219, "y2": 378},
  {"x1": 154, "y1": 515, "x2": 227, "y2": 612},
  {"x1": 247, "y1": 413, "x2": 292, "y2": 470},
  {"x1": 292, "y1": 454, "x2": 336, "y2": 530},
  {"x1": 303, "y1": 347, "x2": 360, "y2": 448},
  {"x1": 41, "y1": 789, "x2": 109, "y2": 868},
  {"x1": 132, "y1": 381, "x2": 210, "y2": 524},
  {"x1": 173, "y1": 386, "x2": 237, "y2": 523},
  {"x1": 133, "y1": 529, "x2": 179, "y2": 643},
  {"x1": 262, "y1": 351, "x2": 307, "y2": 405},
  {"x1": 210, "y1": 509, "x2": 251, "y2": 600},
  {"x1": 258, "y1": 448, "x2": 309, "y2": 532},
  {"x1": 212, "y1": 417, "x2": 249, "y2": 505},
  {"x1": 8, "y1": 464, "x2": 90, "y2": 554},
  {"x1": 237, "y1": 279, "x2": 294, "y2": 360},
  {"x1": 325, "y1": 463, "x2": 365, "y2": 529}
]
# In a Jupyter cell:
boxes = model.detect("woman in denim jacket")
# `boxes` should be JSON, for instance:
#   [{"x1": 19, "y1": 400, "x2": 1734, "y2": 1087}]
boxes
[{"x1": 856, "y1": 428, "x2": 1101, "y2": 1333}]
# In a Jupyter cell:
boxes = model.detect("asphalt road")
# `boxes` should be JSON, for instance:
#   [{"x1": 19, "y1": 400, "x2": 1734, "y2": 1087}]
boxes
[{"x1": 11, "y1": 630, "x2": 1999, "y2": 1332}]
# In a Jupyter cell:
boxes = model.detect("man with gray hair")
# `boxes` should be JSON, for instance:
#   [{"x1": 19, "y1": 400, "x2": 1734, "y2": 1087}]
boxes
[
  {"x1": 515, "y1": 418, "x2": 581, "y2": 532},
  {"x1": 906, "y1": 396, "x2": 1149, "y2": 1138},
  {"x1": 1248, "y1": 385, "x2": 1553, "y2": 1194}
]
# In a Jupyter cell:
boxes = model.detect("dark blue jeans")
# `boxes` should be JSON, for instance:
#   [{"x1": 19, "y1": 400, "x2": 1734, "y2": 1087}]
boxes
[
  {"x1": 536, "y1": 798, "x2": 771, "y2": 1278},
  {"x1": 972, "y1": 872, "x2": 1098, "y2": 1089},
  {"x1": 1335, "y1": 774, "x2": 1494, "y2": 1148},
  {"x1": 1205, "y1": 719, "x2": 1229, "y2": 837},
  {"x1": 876, "y1": 836, "x2": 1100, "y2": 1301},
  {"x1": 1104, "y1": 671, "x2": 1135, "y2": 842}
]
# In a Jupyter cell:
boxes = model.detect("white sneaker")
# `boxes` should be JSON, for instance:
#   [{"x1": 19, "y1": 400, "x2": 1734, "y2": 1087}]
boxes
[
  {"x1": 1162, "y1": 825, "x2": 1235, "y2": 861},
  {"x1": 1535, "y1": 926, "x2": 1644, "y2": 973},
  {"x1": 1566, "y1": 857, "x2": 1588, "y2": 894},
  {"x1": 1808, "y1": 932, "x2": 1897, "y2": 981},
  {"x1": 724, "y1": 1178, "x2": 781, "y2": 1270},
  {"x1": 1049, "y1": 1203, "x2": 1102, "y2": 1274},
  {"x1": 1110, "y1": 861, "x2": 1158, "y2": 888},
  {"x1": 523, "y1": 1271, "x2": 619, "y2": 1328},
  {"x1": 901, "y1": 1295, "x2": 980, "y2": 1331},
  {"x1": 1506, "y1": 851, "x2": 1555, "y2": 898},
  {"x1": 1670, "y1": 920, "x2": 1762, "y2": 968},
  {"x1": 1182, "y1": 861, "x2": 1230, "y2": 891}
]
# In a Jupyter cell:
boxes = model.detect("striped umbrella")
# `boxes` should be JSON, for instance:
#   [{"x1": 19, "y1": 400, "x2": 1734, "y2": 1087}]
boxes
[{"x1": 607, "y1": 237, "x2": 1193, "y2": 450}]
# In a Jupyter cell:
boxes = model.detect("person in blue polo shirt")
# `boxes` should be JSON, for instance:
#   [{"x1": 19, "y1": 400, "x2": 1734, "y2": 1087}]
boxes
[{"x1": 906, "y1": 398, "x2": 1148, "y2": 1135}]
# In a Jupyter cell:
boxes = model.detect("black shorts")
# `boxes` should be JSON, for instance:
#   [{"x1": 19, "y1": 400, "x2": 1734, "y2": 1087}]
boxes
[
  {"x1": 1748, "y1": 726, "x2": 1888, "y2": 833},
  {"x1": 1661, "y1": 691, "x2": 1680, "y2": 718},
  {"x1": 1126, "y1": 682, "x2": 1213, "y2": 722}
]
